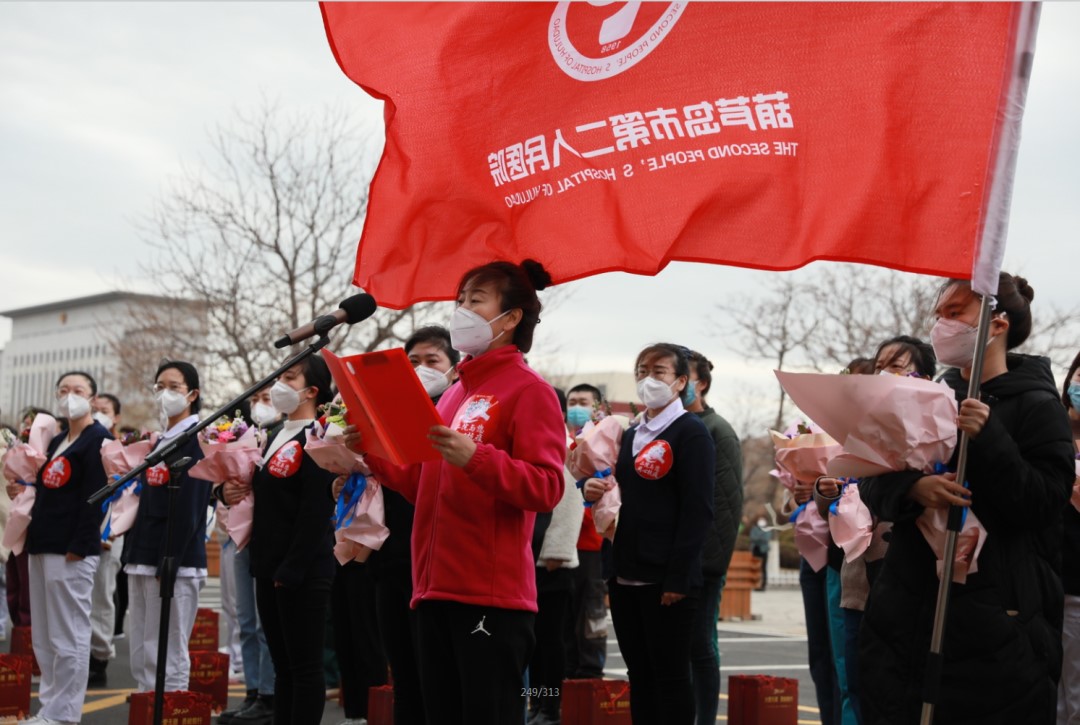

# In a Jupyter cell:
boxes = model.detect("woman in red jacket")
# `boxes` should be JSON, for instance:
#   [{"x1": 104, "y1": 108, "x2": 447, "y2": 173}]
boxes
[{"x1": 345, "y1": 259, "x2": 566, "y2": 725}]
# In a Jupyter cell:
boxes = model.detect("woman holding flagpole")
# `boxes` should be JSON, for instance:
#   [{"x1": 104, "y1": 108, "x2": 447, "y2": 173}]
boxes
[
  {"x1": 859, "y1": 273, "x2": 1075, "y2": 724},
  {"x1": 343, "y1": 259, "x2": 566, "y2": 725}
]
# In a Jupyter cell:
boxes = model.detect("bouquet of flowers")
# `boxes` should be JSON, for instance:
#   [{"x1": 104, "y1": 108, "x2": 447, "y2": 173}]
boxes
[
  {"x1": 99, "y1": 431, "x2": 160, "y2": 539},
  {"x1": 1071, "y1": 453, "x2": 1080, "y2": 513},
  {"x1": 304, "y1": 402, "x2": 369, "y2": 476},
  {"x1": 332, "y1": 473, "x2": 390, "y2": 565},
  {"x1": 188, "y1": 413, "x2": 265, "y2": 485},
  {"x1": 827, "y1": 480, "x2": 874, "y2": 563},
  {"x1": 2, "y1": 413, "x2": 59, "y2": 555},
  {"x1": 568, "y1": 415, "x2": 630, "y2": 540}
]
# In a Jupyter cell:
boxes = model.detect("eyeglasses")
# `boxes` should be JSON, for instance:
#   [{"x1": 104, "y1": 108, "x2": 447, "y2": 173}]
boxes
[{"x1": 152, "y1": 383, "x2": 188, "y2": 394}]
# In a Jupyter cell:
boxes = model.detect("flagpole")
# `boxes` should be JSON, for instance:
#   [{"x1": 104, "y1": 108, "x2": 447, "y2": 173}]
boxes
[{"x1": 919, "y1": 293, "x2": 993, "y2": 725}]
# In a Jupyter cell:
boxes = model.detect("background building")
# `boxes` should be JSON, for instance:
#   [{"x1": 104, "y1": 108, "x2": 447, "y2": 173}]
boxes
[{"x1": 0, "y1": 292, "x2": 207, "y2": 429}]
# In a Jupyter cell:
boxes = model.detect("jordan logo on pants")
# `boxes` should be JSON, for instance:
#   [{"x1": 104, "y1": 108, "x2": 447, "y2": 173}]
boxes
[{"x1": 471, "y1": 616, "x2": 492, "y2": 636}]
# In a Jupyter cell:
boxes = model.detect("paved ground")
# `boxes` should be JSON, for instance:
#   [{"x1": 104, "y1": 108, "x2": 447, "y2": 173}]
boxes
[{"x1": 4, "y1": 573, "x2": 819, "y2": 724}]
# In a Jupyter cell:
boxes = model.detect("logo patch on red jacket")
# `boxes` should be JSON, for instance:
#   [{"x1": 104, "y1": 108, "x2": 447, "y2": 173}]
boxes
[
  {"x1": 634, "y1": 440, "x2": 673, "y2": 480},
  {"x1": 146, "y1": 462, "x2": 170, "y2": 487},
  {"x1": 267, "y1": 441, "x2": 303, "y2": 478},
  {"x1": 452, "y1": 395, "x2": 500, "y2": 444},
  {"x1": 41, "y1": 457, "x2": 71, "y2": 488}
]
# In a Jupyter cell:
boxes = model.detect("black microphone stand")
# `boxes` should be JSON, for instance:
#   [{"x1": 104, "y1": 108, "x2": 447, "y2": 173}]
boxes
[{"x1": 88, "y1": 331, "x2": 333, "y2": 725}]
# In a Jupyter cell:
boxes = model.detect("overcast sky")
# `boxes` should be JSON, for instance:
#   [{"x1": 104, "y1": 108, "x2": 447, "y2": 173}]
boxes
[{"x1": 2, "y1": 2, "x2": 1077, "y2": 419}]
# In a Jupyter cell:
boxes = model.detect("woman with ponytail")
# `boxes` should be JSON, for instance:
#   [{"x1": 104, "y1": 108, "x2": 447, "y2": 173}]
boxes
[
  {"x1": 343, "y1": 259, "x2": 567, "y2": 725},
  {"x1": 859, "y1": 273, "x2": 1075, "y2": 724}
]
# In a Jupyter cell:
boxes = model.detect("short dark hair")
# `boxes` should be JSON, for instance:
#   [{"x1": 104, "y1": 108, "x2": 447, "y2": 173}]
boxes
[
  {"x1": 55, "y1": 370, "x2": 97, "y2": 396},
  {"x1": 939, "y1": 272, "x2": 1035, "y2": 350},
  {"x1": 553, "y1": 387, "x2": 568, "y2": 417},
  {"x1": 155, "y1": 360, "x2": 201, "y2": 413},
  {"x1": 298, "y1": 353, "x2": 335, "y2": 407},
  {"x1": 635, "y1": 343, "x2": 691, "y2": 404},
  {"x1": 843, "y1": 357, "x2": 876, "y2": 375},
  {"x1": 873, "y1": 335, "x2": 936, "y2": 378},
  {"x1": 1064, "y1": 349, "x2": 1080, "y2": 410},
  {"x1": 568, "y1": 383, "x2": 602, "y2": 405},
  {"x1": 457, "y1": 259, "x2": 552, "y2": 353},
  {"x1": 687, "y1": 350, "x2": 714, "y2": 398},
  {"x1": 405, "y1": 325, "x2": 460, "y2": 366},
  {"x1": 97, "y1": 393, "x2": 122, "y2": 416}
]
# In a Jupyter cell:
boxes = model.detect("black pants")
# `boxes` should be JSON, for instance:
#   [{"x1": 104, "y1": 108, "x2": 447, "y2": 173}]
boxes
[
  {"x1": 530, "y1": 578, "x2": 572, "y2": 717},
  {"x1": 609, "y1": 581, "x2": 698, "y2": 725},
  {"x1": 255, "y1": 576, "x2": 332, "y2": 725},
  {"x1": 332, "y1": 563, "x2": 387, "y2": 719},
  {"x1": 416, "y1": 600, "x2": 535, "y2": 725},
  {"x1": 564, "y1": 549, "x2": 607, "y2": 678},
  {"x1": 374, "y1": 565, "x2": 425, "y2": 725}
]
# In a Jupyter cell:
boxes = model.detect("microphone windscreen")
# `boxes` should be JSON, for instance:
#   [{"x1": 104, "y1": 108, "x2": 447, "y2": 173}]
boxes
[{"x1": 339, "y1": 293, "x2": 378, "y2": 323}]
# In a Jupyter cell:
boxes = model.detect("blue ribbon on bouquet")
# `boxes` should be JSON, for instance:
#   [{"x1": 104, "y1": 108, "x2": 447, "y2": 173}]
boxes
[
  {"x1": 576, "y1": 468, "x2": 612, "y2": 509},
  {"x1": 828, "y1": 477, "x2": 860, "y2": 517},
  {"x1": 933, "y1": 461, "x2": 970, "y2": 530},
  {"x1": 336, "y1": 473, "x2": 367, "y2": 530},
  {"x1": 99, "y1": 474, "x2": 142, "y2": 541},
  {"x1": 789, "y1": 501, "x2": 808, "y2": 523}
]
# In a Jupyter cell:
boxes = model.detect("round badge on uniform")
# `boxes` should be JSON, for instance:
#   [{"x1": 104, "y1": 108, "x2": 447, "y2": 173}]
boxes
[
  {"x1": 41, "y1": 457, "x2": 72, "y2": 488},
  {"x1": 634, "y1": 440, "x2": 674, "y2": 480},
  {"x1": 146, "y1": 462, "x2": 171, "y2": 487},
  {"x1": 267, "y1": 440, "x2": 303, "y2": 478}
]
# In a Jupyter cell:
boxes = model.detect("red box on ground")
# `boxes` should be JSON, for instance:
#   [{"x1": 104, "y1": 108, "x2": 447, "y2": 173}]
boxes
[
  {"x1": 0, "y1": 654, "x2": 33, "y2": 719},
  {"x1": 128, "y1": 690, "x2": 213, "y2": 725},
  {"x1": 9, "y1": 626, "x2": 38, "y2": 677},
  {"x1": 188, "y1": 651, "x2": 229, "y2": 713},
  {"x1": 367, "y1": 684, "x2": 394, "y2": 725},
  {"x1": 728, "y1": 674, "x2": 798, "y2": 725},
  {"x1": 188, "y1": 608, "x2": 219, "y2": 652},
  {"x1": 561, "y1": 679, "x2": 631, "y2": 724}
]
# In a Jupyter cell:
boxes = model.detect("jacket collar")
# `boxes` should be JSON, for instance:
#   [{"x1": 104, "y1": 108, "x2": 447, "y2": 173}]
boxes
[{"x1": 457, "y1": 345, "x2": 523, "y2": 391}]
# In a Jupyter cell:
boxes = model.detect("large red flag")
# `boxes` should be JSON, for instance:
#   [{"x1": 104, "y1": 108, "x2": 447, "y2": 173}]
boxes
[{"x1": 322, "y1": 2, "x2": 1035, "y2": 308}]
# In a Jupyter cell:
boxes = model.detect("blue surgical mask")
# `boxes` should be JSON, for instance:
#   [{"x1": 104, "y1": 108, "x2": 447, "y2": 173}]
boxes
[
  {"x1": 566, "y1": 405, "x2": 591, "y2": 429},
  {"x1": 1069, "y1": 383, "x2": 1080, "y2": 411},
  {"x1": 684, "y1": 380, "x2": 697, "y2": 406}
]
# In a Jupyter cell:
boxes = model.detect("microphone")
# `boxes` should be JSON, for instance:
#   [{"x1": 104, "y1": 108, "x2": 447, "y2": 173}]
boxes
[{"x1": 274, "y1": 293, "x2": 378, "y2": 348}]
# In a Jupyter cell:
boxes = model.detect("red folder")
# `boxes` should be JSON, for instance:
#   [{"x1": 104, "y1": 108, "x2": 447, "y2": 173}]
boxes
[{"x1": 323, "y1": 348, "x2": 443, "y2": 466}]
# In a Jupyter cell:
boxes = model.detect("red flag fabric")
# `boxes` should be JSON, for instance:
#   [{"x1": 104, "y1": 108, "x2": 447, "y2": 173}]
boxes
[{"x1": 322, "y1": 2, "x2": 1031, "y2": 309}]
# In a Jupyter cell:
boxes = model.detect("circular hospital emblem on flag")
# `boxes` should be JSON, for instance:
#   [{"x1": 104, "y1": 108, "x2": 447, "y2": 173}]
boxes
[
  {"x1": 268, "y1": 441, "x2": 303, "y2": 479},
  {"x1": 41, "y1": 456, "x2": 72, "y2": 489},
  {"x1": 548, "y1": 1, "x2": 686, "y2": 82},
  {"x1": 634, "y1": 439, "x2": 674, "y2": 480},
  {"x1": 146, "y1": 462, "x2": 171, "y2": 487}
]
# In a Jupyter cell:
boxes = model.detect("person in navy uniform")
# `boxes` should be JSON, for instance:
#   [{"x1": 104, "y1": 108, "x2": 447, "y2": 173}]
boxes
[
  {"x1": 122, "y1": 360, "x2": 212, "y2": 694},
  {"x1": 18, "y1": 370, "x2": 111, "y2": 725}
]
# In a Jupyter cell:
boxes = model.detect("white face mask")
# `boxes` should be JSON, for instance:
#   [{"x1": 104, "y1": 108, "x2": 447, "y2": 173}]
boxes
[
  {"x1": 637, "y1": 376, "x2": 678, "y2": 410},
  {"x1": 930, "y1": 318, "x2": 993, "y2": 369},
  {"x1": 251, "y1": 402, "x2": 279, "y2": 427},
  {"x1": 92, "y1": 411, "x2": 114, "y2": 430},
  {"x1": 449, "y1": 307, "x2": 511, "y2": 357},
  {"x1": 415, "y1": 365, "x2": 452, "y2": 398},
  {"x1": 270, "y1": 380, "x2": 305, "y2": 416},
  {"x1": 57, "y1": 393, "x2": 92, "y2": 420},
  {"x1": 155, "y1": 388, "x2": 191, "y2": 420}
]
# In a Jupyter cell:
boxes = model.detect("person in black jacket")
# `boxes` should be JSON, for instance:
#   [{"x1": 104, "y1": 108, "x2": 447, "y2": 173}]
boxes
[
  {"x1": 123, "y1": 360, "x2": 212, "y2": 693},
  {"x1": 15, "y1": 371, "x2": 111, "y2": 724},
  {"x1": 226, "y1": 354, "x2": 337, "y2": 725},
  {"x1": 1057, "y1": 348, "x2": 1080, "y2": 723},
  {"x1": 584, "y1": 343, "x2": 715, "y2": 725},
  {"x1": 859, "y1": 273, "x2": 1075, "y2": 725},
  {"x1": 684, "y1": 350, "x2": 743, "y2": 725}
]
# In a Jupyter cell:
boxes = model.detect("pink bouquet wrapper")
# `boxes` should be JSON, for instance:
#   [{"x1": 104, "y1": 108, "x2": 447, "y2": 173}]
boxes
[
  {"x1": 793, "y1": 501, "x2": 830, "y2": 572},
  {"x1": 776, "y1": 371, "x2": 958, "y2": 478},
  {"x1": 1, "y1": 485, "x2": 36, "y2": 555},
  {"x1": 334, "y1": 480, "x2": 390, "y2": 565},
  {"x1": 828, "y1": 483, "x2": 873, "y2": 563},
  {"x1": 100, "y1": 437, "x2": 157, "y2": 478},
  {"x1": 568, "y1": 415, "x2": 630, "y2": 480},
  {"x1": 227, "y1": 493, "x2": 255, "y2": 551},
  {"x1": 189, "y1": 428, "x2": 264, "y2": 485},
  {"x1": 109, "y1": 481, "x2": 142, "y2": 537},
  {"x1": 2, "y1": 413, "x2": 59, "y2": 485},
  {"x1": 1071, "y1": 459, "x2": 1080, "y2": 513},
  {"x1": 304, "y1": 429, "x2": 370, "y2": 476},
  {"x1": 770, "y1": 430, "x2": 844, "y2": 484},
  {"x1": 916, "y1": 506, "x2": 987, "y2": 584},
  {"x1": 593, "y1": 484, "x2": 621, "y2": 541}
]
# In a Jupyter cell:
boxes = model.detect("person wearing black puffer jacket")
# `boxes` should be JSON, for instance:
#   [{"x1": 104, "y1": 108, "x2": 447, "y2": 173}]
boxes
[{"x1": 859, "y1": 273, "x2": 1075, "y2": 725}]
